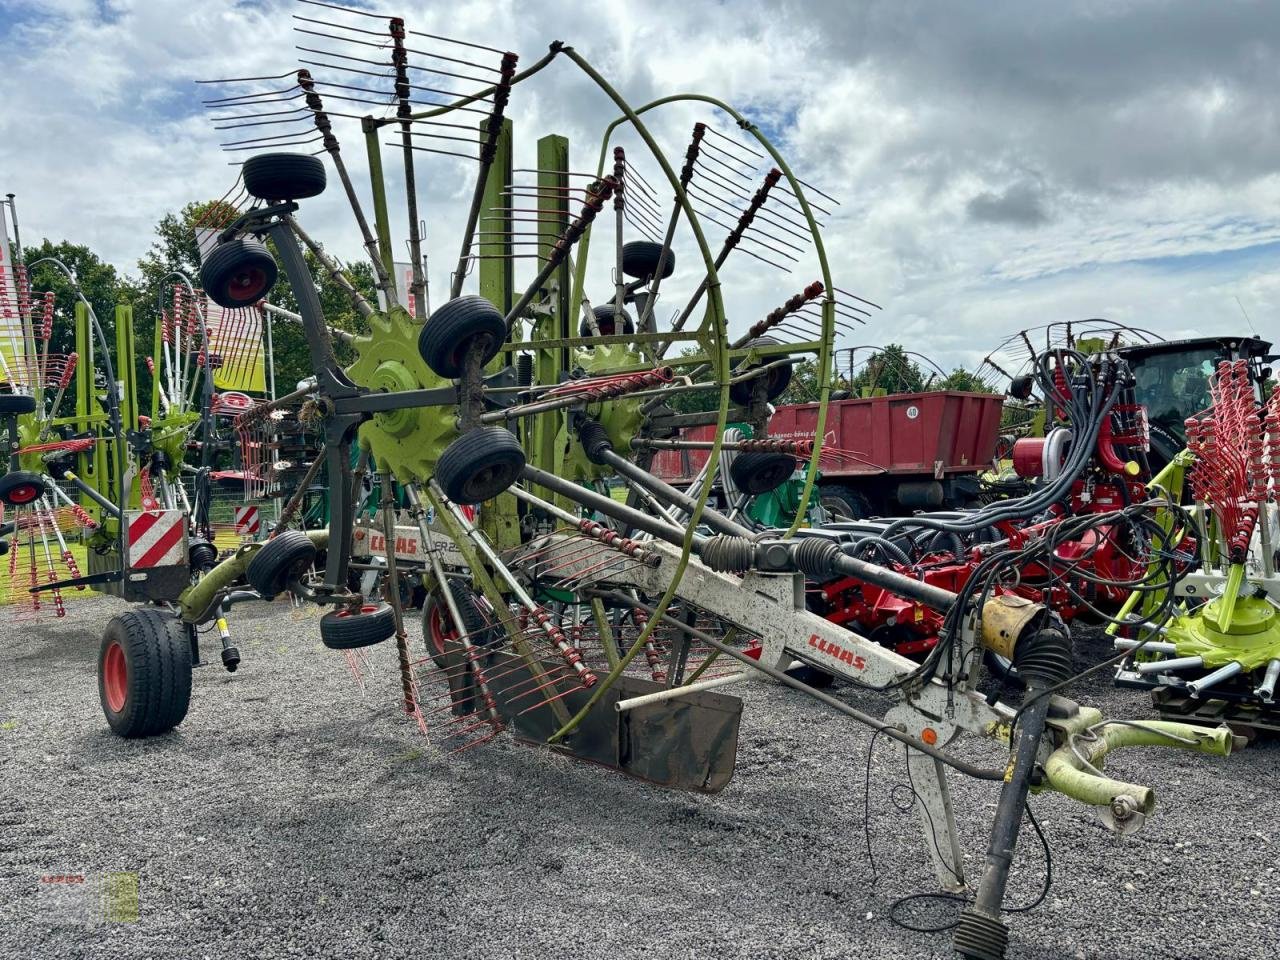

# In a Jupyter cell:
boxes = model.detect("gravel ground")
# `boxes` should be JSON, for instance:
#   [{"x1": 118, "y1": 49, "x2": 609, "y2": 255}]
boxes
[{"x1": 1, "y1": 597, "x2": 1276, "y2": 960}]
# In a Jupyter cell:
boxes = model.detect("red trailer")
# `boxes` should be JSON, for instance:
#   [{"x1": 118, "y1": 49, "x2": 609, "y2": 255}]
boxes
[{"x1": 651, "y1": 390, "x2": 1005, "y2": 518}]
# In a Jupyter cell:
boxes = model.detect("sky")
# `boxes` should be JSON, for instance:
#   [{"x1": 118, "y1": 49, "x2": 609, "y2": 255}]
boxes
[{"x1": 1, "y1": 0, "x2": 1277, "y2": 377}]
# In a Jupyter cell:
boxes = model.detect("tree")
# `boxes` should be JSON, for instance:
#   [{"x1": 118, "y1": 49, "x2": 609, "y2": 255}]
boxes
[
  {"x1": 846, "y1": 344, "x2": 925, "y2": 396},
  {"x1": 19, "y1": 239, "x2": 138, "y2": 365},
  {"x1": 937, "y1": 367, "x2": 996, "y2": 393}
]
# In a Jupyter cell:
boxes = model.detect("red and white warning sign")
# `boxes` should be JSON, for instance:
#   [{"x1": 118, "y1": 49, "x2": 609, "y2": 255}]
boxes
[
  {"x1": 234, "y1": 505, "x2": 261, "y2": 536},
  {"x1": 126, "y1": 510, "x2": 187, "y2": 569}
]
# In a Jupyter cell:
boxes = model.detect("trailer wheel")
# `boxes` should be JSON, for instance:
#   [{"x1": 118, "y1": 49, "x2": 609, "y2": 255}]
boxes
[
  {"x1": 98, "y1": 609, "x2": 193, "y2": 738},
  {"x1": 418, "y1": 295, "x2": 507, "y2": 379},
  {"x1": 579, "y1": 303, "x2": 635, "y2": 337},
  {"x1": 0, "y1": 470, "x2": 49, "y2": 506},
  {"x1": 621, "y1": 240, "x2": 675, "y2": 281},
  {"x1": 319, "y1": 602, "x2": 397, "y2": 650},
  {"x1": 200, "y1": 236, "x2": 278, "y2": 309},
  {"x1": 435, "y1": 427, "x2": 525, "y2": 505},
  {"x1": 242, "y1": 152, "x2": 327, "y2": 202},
  {"x1": 0, "y1": 394, "x2": 37, "y2": 416},
  {"x1": 246, "y1": 531, "x2": 317, "y2": 599},
  {"x1": 423, "y1": 581, "x2": 497, "y2": 669},
  {"x1": 729, "y1": 451, "x2": 795, "y2": 496},
  {"x1": 818, "y1": 484, "x2": 872, "y2": 521},
  {"x1": 729, "y1": 336, "x2": 792, "y2": 404}
]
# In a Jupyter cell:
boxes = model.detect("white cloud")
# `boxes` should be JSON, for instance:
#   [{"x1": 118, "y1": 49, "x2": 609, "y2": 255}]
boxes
[{"x1": 1, "y1": 0, "x2": 1277, "y2": 376}]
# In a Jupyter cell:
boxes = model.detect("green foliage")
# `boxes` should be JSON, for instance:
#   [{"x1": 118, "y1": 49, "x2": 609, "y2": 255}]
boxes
[
  {"x1": 20, "y1": 239, "x2": 138, "y2": 359},
  {"x1": 12, "y1": 201, "x2": 379, "y2": 417},
  {"x1": 937, "y1": 367, "x2": 996, "y2": 393},
  {"x1": 847, "y1": 343, "x2": 925, "y2": 396}
]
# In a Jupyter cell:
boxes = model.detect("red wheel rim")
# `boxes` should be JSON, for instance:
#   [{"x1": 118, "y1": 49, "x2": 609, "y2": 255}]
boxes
[
  {"x1": 102, "y1": 641, "x2": 127, "y2": 713},
  {"x1": 427, "y1": 600, "x2": 455, "y2": 658},
  {"x1": 227, "y1": 267, "x2": 268, "y2": 301},
  {"x1": 8, "y1": 484, "x2": 38, "y2": 504},
  {"x1": 336, "y1": 604, "x2": 379, "y2": 619}
]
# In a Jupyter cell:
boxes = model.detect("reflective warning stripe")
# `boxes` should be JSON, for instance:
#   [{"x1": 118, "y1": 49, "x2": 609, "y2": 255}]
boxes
[{"x1": 127, "y1": 510, "x2": 186, "y2": 569}]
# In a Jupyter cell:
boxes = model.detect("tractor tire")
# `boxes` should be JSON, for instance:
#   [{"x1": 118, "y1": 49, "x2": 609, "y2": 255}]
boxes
[
  {"x1": 0, "y1": 393, "x2": 37, "y2": 416},
  {"x1": 579, "y1": 302, "x2": 635, "y2": 337},
  {"x1": 729, "y1": 451, "x2": 796, "y2": 496},
  {"x1": 0, "y1": 470, "x2": 48, "y2": 507},
  {"x1": 621, "y1": 240, "x2": 675, "y2": 280},
  {"x1": 98, "y1": 609, "x2": 193, "y2": 738},
  {"x1": 242, "y1": 152, "x2": 327, "y2": 202},
  {"x1": 319, "y1": 602, "x2": 397, "y2": 650},
  {"x1": 200, "y1": 236, "x2": 278, "y2": 309},
  {"x1": 418, "y1": 295, "x2": 507, "y2": 379},
  {"x1": 729, "y1": 336, "x2": 792, "y2": 405},
  {"x1": 1147, "y1": 424, "x2": 1182, "y2": 479},
  {"x1": 435, "y1": 427, "x2": 525, "y2": 505},
  {"x1": 818, "y1": 484, "x2": 872, "y2": 521},
  {"x1": 246, "y1": 531, "x2": 317, "y2": 599}
]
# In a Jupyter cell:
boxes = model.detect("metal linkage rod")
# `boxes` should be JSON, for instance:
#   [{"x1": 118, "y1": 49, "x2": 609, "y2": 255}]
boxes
[
  {"x1": 450, "y1": 52, "x2": 518, "y2": 299},
  {"x1": 594, "y1": 590, "x2": 1004, "y2": 781},
  {"x1": 503, "y1": 176, "x2": 617, "y2": 329},
  {"x1": 295, "y1": 69, "x2": 394, "y2": 298},
  {"x1": 427, "y1": 481, "x2": 597, "y2": 687},
  {"x1": 634, "y1": 123, "x2": 705, "y2": 336},
  {"x1": 656, "y1": 167, "x2": 782, "y2": 359},
  {"x1": 389, "y1": 18, "x2": 427, "y2": 318},
  {"x1": 285, "y1": 216, "x2": 374, "y2": 321}
]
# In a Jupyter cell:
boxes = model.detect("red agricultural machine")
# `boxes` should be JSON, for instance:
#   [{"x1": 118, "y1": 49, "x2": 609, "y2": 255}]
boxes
[{"x1": 803, "y1": 347, "x2": 1183, "y2": 664}]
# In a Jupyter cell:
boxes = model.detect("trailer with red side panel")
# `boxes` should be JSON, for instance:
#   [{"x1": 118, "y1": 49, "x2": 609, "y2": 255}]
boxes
[{"x1": 650, "y1": 390, "x2": 1005, "y2": 518}]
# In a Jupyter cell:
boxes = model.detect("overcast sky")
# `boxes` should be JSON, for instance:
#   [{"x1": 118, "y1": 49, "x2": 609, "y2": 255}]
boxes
[{"x1": 2, "y1": 0, "x2": 1277, "y2": 375}]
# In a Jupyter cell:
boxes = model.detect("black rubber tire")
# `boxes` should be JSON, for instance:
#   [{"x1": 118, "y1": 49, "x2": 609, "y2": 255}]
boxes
[
  {"x1": 818, "y1": 483, "x2": 872, "y2": 521},
  {"x1": 729, "y1": 450, "x2": 796, "y2": 496},
  {"x1": 422, "y1": 581, "x2": 499, "y2": 669},
  {"x1": 246, "y1": 531, "x2": 317, "y2": 599},
  {"x1": 98, "y1": 609, "x2": 193, "y2": 738},
  {"x1": 242, "y1": 152, "x2": 327, "y2": 202},
  {"x1": 621, "y1": 240, "x2": 675, "y2": 280},
  {"x1": 418, "y1": 295, "x2": 507, "y2": 379},
  {"x1": 786, "y1": 664, "x2": 836, "y2": 689},
  {"x1": 729, "y1": 336, "x2": 793, "y2": 405},
  {"x1": 0, "y1": 470, "x2": 48, "y2": 506},
  {"x1": 435, "y1": 427, "x2": 525, "y2": 505},
  {"x1": 0, "y1": 393, "x2": 37, "y2": 415},
  {"x1": 200, "y1": 236, "x2": 278, "y2": 309},
  {"x1": 1146, "y1": 423, "x2": 1181, "y2": 479},
  {"x1": 319, "y1": 601, "x2": 397, "y2": 650},
  {"x1": 580, "y1": 303, "x2": 635, "y2": 337}
]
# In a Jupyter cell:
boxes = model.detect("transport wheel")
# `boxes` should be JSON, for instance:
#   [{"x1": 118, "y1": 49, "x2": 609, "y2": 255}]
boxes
[
  {"x1": 0, "y1": 394, "x2": 37, "y2": 415},
  {"x1": 0, "y1": 470, "x2": 48, "y2": 506},
  {"x1": 319, "y1": 602, "x2": 397, "y2": 650},
  {"x1": 246, "y1": 531, "x2": 317, "y2": 599},
  {"x1": 729, "y1": 336, "x2": 792, "y2": 404},
  {"x1": 434, "y1": 427, "x2": 525, "y2": 505},
  {"x1": 580, "y1": 303, "x2": 635, "y2": 337},
  {"x1": 417, "y1": 295, "x2": 507, "y2": 378},
  {"x1": 787, "y1": 664, "x2": 835, "y2": 689},
  {"x1": 817, "y1": 484, "x2": 872, "y2": 521},
  {"x1": 621, "y1": 240, "x2": 676, "y2": 280},
  {"x1": 98, "y1": 609, "x2": 193, "y2": 738},
  {"x1": 423, "y1": 581, "x2": 498, "y2": 669},
  {"x1": 242, "y1": 152, "x2": 327, "y2": 202},
  {"x1": 200, "y1": 237, "x2": 278, "y2": 309},
  {"x1": 728, "y1": 451, "x2": 795, "y2": 496}
]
